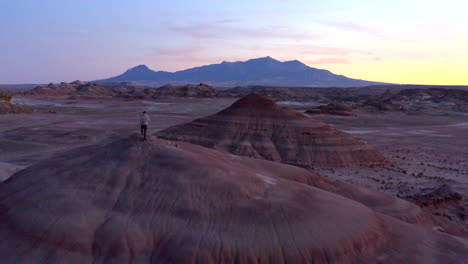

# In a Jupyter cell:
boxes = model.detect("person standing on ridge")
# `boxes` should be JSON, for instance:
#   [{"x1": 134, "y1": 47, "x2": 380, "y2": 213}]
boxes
[{"x1": 140, "y1": 111, "x2": 150, "y2": 141}]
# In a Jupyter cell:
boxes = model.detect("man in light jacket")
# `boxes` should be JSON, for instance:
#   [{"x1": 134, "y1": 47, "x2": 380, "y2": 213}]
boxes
[{"x1": 140, "y1": 111, "x2": 150, "y2": 141}]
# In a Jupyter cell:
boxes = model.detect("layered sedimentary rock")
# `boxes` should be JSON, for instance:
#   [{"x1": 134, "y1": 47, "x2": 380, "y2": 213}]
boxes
[
  {"x1": 0, "y1": 135, "x2": 464, "y2": 263},
  {"x1": 406, "y1": 185, "x2": 467, "y2": 236},
  {"x1": 158, "y1": 93, "x2": 387, "y2": 168}
]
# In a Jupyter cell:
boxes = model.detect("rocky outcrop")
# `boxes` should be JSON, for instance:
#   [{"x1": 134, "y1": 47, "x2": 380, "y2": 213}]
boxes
[
  {"x1": 23, "y1": 81, "x2": 224, "y2": 99},
  {"x1": 72, "y1": 83, "x2": 114, "y2": 97},
  {"x1": 406, "y1": 185, "x2": 467, "y2": 236},
  {"x1": 24, "y1": 81, "x2": 113, "y2": 98},
  {"x1": 225, "y1": 86, "x2": 320, "y2": 101},
  {"x1": 0, "y1": 135, "x2": 464, "y2": 263},
  {"x1": 299, "y1": 87, "x2": 467, "y2": 113},
  {"x1": 158, "y1": 93, "x2": 387, "y2": 168},
  {"x1": 325, "y1": 88, "x2": 467, "y2": 113},
  {"x1": 144, "y1": 83, "x2": 222, "y2": 98},
  {"x1": 24, "y1": 82, "x2": 76, "y2": 96},
  {"x1": 410, "y1": 185, "x2": 463, "y2": 208},
  {"x1": 0, "y1": 90, "x2": 31, "y2": 114},
  {"x1": 394, "y1": 88, "x2": 468, "y2": 103},
  {"x1": 392, "y1": 88, "x2": 468, "y2": 112},
  {"x1": 361, "y1": 98, "x2": 407, "y2": 112},
  {"x1": 306, "y1": 103, "x2": 354, "y2": 116}
]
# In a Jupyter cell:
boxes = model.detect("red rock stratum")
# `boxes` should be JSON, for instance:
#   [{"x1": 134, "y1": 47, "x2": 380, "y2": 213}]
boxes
[{"x1": 157, "y1": 93, "x2": 387, "y2": 168}]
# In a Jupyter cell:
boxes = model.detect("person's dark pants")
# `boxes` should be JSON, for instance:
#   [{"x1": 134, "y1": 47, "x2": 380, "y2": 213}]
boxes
[{"x1": 140, "y1": 125, "x2": 148, "y2": 140}]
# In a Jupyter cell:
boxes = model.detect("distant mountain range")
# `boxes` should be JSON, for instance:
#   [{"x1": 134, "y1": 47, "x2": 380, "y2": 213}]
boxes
[{"x1": 96, "y1": 57, "x2": 388, "y2": 87}]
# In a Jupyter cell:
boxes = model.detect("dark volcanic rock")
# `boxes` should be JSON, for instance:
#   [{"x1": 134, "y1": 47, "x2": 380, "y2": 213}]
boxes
[
  {"x1": 157, "y1": 93, "x2": 388, "y2": 168},
  {"x1": 0, "y1": 135, "x2": 463, "y2": 263}
]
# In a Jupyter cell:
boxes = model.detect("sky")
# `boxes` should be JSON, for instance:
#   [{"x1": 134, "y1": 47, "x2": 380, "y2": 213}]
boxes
[{"x1": 1, "y1": 0, "x2": 467, "y2": 85}]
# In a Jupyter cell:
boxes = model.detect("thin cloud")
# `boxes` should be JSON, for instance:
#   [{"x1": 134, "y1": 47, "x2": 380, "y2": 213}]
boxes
[
  {"x1": 317, "y1": 21, "x2": 382, "y2": 36},
  {"x1": 281, "y1": 44, "x2": 373, "y2": 56},
  {"x1": 147, "y1": 45, "x2": 210, "y2": 67},
  {"x1": 151, "y1": 46, "x2": 204, "y2": 57},
  {"x1": 169, "y1": 20, "x2": 320, "y2": 42},
  {"x1": 226, "y1": 42, "x2": 374, "y2": 57}
]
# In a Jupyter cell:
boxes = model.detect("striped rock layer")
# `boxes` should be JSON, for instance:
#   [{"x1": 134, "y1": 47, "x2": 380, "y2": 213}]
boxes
[{"x1": 157, "y1": 93, "x2": 387, "y2": 168}]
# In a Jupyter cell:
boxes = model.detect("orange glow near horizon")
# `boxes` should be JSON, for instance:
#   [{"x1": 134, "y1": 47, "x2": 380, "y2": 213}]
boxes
[{"x1": 326, "y1": 60, "x2": 468, "y2": 85}]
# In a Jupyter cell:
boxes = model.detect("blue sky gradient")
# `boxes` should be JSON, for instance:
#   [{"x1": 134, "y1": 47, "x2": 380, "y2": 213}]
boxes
[{"x1": 1, "y1": 0, "x2": 467, "y2": 84}]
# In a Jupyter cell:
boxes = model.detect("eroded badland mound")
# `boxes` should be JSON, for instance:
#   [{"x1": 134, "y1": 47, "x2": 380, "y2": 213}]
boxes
[
  {"x1": 24, "y1": 81, "x2": 114, "y2": 97},
  {"x1": 0, "y1": 135, "x2": 465, "y2": 263},
  {"x1": 224, "y1": 86, "x2": 320, "y2": 101},
  {"x1": 157, "y1": 93, "x2": 387, "y2": 168},
  {"x1": 305, "y1": 87, "x2": 468, "y2": 114},
  {"x1": 0, "y1": 89, "x2": 31, "y2": 114},
  {"x1": 144, "y1": 83, "x2": 223, "y2": 98}
]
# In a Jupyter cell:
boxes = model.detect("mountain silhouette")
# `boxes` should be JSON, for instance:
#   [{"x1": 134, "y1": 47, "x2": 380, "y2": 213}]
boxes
[{"x1": 97, "y1": 57, "x2": 387, "y2": 87}]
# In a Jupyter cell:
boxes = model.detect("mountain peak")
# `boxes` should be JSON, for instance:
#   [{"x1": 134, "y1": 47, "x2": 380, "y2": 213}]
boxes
[
  {"x1": 246, "y1": 56, "x2": 280, "y2": 64},
  {"x1": 126, "y1": 64, "x2": 152, "y2": 72},
  {"x1": 230, "y1": 93, "x2": 277, "y2": 109},
  {"x1": 98, "y1": 57, "x2": 386, "y2": 87},
  {"x1": 285, "y1": 59, "x2": 305, "y2": 65}
]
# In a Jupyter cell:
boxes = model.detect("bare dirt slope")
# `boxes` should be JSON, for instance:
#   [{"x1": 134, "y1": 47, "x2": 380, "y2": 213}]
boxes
[
  {"x1": 0, "y1": 135, "x2": 465, "y2": 264},
  {"x1": 157, "y1": 94, "x2": 387, "y2": 168},
  {"x1": 312, "y1": 112, "x2": 467, "y2": 236},
  {"x1": 1, "y1": 95, "x2": 465, "y2": 239}
]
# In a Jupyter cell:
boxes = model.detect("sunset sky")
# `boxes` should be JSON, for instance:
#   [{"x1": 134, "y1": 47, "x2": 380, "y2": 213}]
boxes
[{"x1": 1, "y1": 0, "x2": 467, "y2": 84}]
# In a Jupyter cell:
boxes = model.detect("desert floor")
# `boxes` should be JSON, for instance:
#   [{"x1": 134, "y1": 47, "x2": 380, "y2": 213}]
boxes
[{"x1": 1, "y1": 96, "x2": 466, "y2": 200}]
